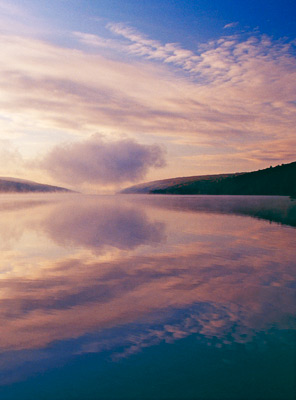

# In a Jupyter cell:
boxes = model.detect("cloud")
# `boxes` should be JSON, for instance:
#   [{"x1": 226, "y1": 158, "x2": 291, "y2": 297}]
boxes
[
  {"x1": 0, "y1": 28, "x2": 295, "y2": 179},
  {"x1": 106, "y1": 22, "x2": 200, "y2": 71},
  {"x1": 223, "y1": 22, "x2": 239, "y2": 29},
  {"x1": 73, "y1": 31, "x2": 120, "y2": 51},
  {"x1": 39, "y1": 136, "x2": 166, "y2": 185}
]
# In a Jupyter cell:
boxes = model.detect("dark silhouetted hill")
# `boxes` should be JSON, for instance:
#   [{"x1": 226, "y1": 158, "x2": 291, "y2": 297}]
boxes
[{"x1": 121, "y1": 162, "x2": 296, "y2": 197}]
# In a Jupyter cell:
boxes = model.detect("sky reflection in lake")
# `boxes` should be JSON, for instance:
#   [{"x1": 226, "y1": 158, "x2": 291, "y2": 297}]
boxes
[{"x1": 0, "y1": 194, "x2": 295, "y2": 399}]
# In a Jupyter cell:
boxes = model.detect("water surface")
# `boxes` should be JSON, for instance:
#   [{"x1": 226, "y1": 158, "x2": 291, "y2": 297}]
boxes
[{"x1": 0, "y1": 194, "x2": 295, "y2": 399}]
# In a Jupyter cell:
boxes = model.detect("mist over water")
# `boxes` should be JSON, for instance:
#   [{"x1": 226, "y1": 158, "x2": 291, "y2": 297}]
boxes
[{"x1": 0, "y1": 194, "x2": 295, "y2": 399}]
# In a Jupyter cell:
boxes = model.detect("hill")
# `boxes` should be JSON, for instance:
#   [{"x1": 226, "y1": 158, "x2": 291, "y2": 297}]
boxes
[
  {"x1": 121, "y1": 162, "x2": 296, "y2": 197},
  {"x1": 0, "y1": 177, "x2": 72, "y2": 193},
  {"x1": 121, "y1": 173, "x2": 241, "y2": 194}
]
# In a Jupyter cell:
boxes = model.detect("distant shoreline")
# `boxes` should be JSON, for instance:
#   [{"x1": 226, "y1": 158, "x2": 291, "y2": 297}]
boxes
[{"x1": 0, "y1": 177, "x2": 72, "y2": 193}]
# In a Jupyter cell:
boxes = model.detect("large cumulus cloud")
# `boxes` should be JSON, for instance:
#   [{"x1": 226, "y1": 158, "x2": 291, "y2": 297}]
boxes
[{"x1": 40, "y1": 136, "x2": 166, "y2": 185}]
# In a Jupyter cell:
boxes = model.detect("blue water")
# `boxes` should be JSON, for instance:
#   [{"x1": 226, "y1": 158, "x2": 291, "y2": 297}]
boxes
[{"x1": 0, "y1": 194, "x2": 295, "y2": 399}]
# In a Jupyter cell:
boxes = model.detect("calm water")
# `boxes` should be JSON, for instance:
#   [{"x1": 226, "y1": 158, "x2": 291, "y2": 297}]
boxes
[{"x1": 0, "y1": 194, "x2": 295, "y2": 400}]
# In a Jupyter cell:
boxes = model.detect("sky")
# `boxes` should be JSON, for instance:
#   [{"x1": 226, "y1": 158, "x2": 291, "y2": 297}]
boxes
[{"x1": 0, "y1": 0, "x2": 295, "y2": 192}]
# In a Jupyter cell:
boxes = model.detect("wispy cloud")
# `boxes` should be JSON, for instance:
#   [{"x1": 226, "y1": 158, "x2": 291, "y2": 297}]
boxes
[
  {"x1": 223, "y1": 22, "x2": 239, "y2": 29},
  {"x1": 73, "y1": 31, "x2": 120, "y2": 50},
  {"x1": 74, "y1": 26, "x2": 296, "y2": 171},
  {"x1": 106, "y1": 22, "x2": 200, "y2": 71},
  {"x1": 0, "y1": 25, "x2": 295, "y2": 182}
]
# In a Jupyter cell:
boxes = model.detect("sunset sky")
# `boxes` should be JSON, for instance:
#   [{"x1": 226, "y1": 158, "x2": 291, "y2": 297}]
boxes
[{"x1": 0, "y1": 0, "x2": 295, "y2": 192}]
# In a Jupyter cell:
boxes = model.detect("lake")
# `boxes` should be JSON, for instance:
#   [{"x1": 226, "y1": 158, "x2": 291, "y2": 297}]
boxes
[{"x1": 0, "y1": 194, "x2": 295, "y2": 400}]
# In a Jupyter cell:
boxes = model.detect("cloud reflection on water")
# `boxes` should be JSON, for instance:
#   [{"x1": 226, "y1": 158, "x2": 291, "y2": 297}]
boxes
[
  {"x1": 42, "y1": 196, "x2": 165, "y2": 251},
  {"x1": 0, "y1": 194, "x2": 295, "y2": 383}
]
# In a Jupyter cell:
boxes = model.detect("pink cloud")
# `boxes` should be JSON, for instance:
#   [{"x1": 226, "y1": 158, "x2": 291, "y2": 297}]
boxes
[
  {"x1": 0, "y1": 28, "x2": 295, "y2": 181},
  {"x1": 39, "y1": 136, "x2": 166, "y2": 185}
]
